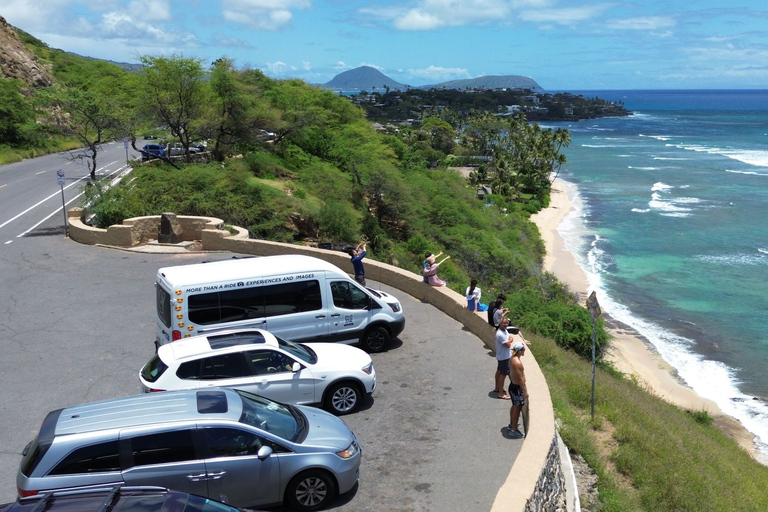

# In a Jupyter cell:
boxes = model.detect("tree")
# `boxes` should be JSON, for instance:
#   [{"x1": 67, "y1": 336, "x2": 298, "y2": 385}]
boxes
[
  {"x1": 140, "y1": 54, "x2": 206, "y2": 160},
  {"x1": 49, "y1": 85, "x2": 117, "y2": 179}
]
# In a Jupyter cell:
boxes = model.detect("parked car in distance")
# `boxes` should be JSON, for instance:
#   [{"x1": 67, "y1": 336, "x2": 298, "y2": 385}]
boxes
[
  {"x1": 17, "y1": 388, "x2": 361, "y2": 511},
  {"x1": 141, "y1": 143, "x2": 166, "y2": 160},
  {"x1": 143, "y1": 134, "x2": 158, "y2": 140},
  {"x1": 190, "y1": 141, "x2": 207, "y2": 153},
  {"x1": 1, "y1": 485, "x2": 247, "y2": 512},
  {"x1": 140, "y1": 329, "x2": 376, "y2": 415}
]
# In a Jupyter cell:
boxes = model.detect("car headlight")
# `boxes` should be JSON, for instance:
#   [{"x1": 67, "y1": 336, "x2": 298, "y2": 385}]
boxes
[
  {"x1": 362, "y1": 362, "x2": 374, "y2": 375},
  {"x1": 387, "y1": 302, "x2": 401, "y2": 312},
  {"x1": 336, "y1": 441, "x2": 359, "y2": 459}
]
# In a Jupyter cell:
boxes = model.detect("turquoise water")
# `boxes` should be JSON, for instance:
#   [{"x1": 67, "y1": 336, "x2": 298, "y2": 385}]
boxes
[{"x1": 544, "y1": 90, "x2": 768, "y2": 456}]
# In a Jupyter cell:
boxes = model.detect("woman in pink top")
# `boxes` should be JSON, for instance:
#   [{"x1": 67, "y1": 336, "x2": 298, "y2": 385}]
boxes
[{"x1": 423, "y1": 254, "x2": 450, "y2": 286}]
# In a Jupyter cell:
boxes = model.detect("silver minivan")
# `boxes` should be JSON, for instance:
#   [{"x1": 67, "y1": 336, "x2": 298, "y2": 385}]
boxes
[{"x1": 17, "y1": 389, "x2": 361, "y2": 511}]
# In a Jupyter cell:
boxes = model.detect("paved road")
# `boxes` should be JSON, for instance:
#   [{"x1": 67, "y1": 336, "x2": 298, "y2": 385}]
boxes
[
  {"x1": 0, "y1": 142, "x2": 139, "y2": 245},
  {"x1": 0, "y1": 153, "x2": 522, "y2": 510}
]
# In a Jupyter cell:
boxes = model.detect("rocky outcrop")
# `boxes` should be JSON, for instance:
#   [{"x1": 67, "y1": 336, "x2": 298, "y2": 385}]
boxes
[{"x1": 0, "y1": 16, "x2": 53, "y2": 87}]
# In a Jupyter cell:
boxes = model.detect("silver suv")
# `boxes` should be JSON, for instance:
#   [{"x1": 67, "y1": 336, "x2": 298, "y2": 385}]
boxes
[{"x1": 17, "y1": 389, "x2": 361, "y2": 511}]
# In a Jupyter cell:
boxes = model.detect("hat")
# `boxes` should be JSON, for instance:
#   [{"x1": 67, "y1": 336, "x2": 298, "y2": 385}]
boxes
[{"x1": 512, "y1": 341, "x2": 525, "y2": 353}]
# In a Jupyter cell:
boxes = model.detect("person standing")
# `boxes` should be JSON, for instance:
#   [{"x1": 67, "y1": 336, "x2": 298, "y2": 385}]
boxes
[
  {"x1": 494, "y1": 318, "x2": 513, "y2": 400},
  {"x1": 350, "y1": 241, "x2": 367, "y2": 286},
  {"x1": 508, "y1": 341, "x2": 528, "y2": 439}
]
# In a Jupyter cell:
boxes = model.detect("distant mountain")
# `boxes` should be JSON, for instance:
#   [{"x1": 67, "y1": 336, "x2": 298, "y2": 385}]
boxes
[
  {"x1": 423, "y1": 75, "x2": 543, "y2": 92},
  {"x1": 324, "y1": 66, "x2": 409, "y2": 91},
  {"x1": 323, "y1": 66, "x2": 543, "y2": 93}
]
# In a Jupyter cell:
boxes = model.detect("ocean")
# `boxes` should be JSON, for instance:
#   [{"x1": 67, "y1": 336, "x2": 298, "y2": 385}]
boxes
[{"x1": 544, "y1": 90, "x2": 768, "y2": 457}]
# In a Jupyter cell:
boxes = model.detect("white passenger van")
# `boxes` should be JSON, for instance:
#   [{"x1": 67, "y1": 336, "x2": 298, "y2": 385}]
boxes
[{"x1": 155, "y1": 255, "x2": 405, "y2": 352}]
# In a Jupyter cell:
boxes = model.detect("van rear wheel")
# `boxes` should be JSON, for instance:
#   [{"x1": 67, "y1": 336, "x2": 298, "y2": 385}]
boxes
[{"x1": 361, "y1": 326, "x2": 389, "y2": 353}]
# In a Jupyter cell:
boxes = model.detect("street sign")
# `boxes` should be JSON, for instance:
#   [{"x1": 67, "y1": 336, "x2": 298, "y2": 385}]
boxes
[
  {"x1": 124, "y1": 140, "x2": 129, "y2": 149},
  {"x1": 586, "y1": 290, "x2": 601, "y2": 318},
  {"x1": 56, "y1": 169, "x2": 65, "y2": 186}
]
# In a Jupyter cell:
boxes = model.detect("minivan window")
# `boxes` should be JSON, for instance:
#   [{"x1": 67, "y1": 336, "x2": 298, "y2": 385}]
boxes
[
  {"x1": 202, "y1": 427, "x2": 264, "y2": 457},
  {"x1": 129, "y1": 430, "x2": 197, "y2": 468},
  {"x1": 156, "y1": 284, "x2": 172, "y2": 328},
  {"x1": 48, "y1": 441, "x2": 120, "y2": 475}
]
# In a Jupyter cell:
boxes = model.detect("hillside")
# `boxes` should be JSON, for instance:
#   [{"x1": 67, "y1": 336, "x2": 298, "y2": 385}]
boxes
[
  {"x1": 0, "y1": 16, "x2": 52, "y2": 86},
  {"x1": 324, "y1": 65, "x2": 409, "y2": 91}
]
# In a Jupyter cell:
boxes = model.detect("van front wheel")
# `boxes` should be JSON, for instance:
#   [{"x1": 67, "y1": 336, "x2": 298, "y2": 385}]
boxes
[{"x1": 361, "y1": 326, "x2": 389, "y2": 353}]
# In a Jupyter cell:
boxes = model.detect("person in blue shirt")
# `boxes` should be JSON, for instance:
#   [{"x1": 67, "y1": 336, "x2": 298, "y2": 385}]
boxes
[{"x1": 350, "y1": 241, "x2": 367, "y2": 286}]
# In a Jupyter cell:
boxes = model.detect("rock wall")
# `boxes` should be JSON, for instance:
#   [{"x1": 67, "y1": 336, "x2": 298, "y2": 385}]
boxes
[
  {"x1": 0, "y1": 16, "x2": 53, "y2": 87},
  {"x1": 524, "y1": 435, "x2": 568, "y2": 512}
]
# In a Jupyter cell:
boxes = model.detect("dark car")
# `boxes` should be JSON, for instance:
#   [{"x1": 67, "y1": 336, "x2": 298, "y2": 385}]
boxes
[
  {"x1": 141, "y1": 143, "x2": 166, "y2": 160},
  {"x1": 1, "y1": 485, "x2": 247, "y2": 512}
]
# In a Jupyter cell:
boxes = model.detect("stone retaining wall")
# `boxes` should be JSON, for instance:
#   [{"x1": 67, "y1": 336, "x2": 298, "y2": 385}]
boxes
[{"x1": 67, "y1": 208, "x2": 225, "y2": 247}]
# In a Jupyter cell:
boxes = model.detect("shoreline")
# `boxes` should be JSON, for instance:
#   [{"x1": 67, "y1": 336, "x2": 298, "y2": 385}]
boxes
[{"x1": 530, "y1": 179, "x2": 764, "y2": 463}]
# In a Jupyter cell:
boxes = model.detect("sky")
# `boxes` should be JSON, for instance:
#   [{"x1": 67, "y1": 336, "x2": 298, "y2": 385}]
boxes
[{"x1": 3, "y1": 0, "x2": 768, "y2": 90}]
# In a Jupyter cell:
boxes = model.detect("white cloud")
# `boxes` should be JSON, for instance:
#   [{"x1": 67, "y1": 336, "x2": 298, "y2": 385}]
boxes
[
  {"x1": 519, "y1": 5, "x2": 611, "y2": 25},
  {"x1": 359, "y1": 62, "x2": 385, "y2": 71},
  {"x1": 408, "y1": 65, "x2": 470, "y2": 80},
  {"x1": 364, "y1": 0, "x2": 512, "y2": 30},
  {"x1": 335, "y1": 61, "x2": 351, "y2": 70},
  {"x1": 302, "y1": 61, "x2": 312, "y2": 70},
  {"x1": 605, "y1": 16, "x2": 676, "y2": 31},
  {"x1": 221, "y1": 0, "x2": 310, "y2": 30},
  {"x1": 264, "y1": 61, "x2": 291, "y2": 75}
]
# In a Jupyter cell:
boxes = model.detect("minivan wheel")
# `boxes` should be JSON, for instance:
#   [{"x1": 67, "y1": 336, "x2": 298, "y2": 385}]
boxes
[
  {"x1": 361, "y1": 326, "x2": 389, "y2": 353},
  {"x1": 286, "y1": 469, "x2": 337, "y2": 512},
  {"x1": 325, "y1": 381, "x2": 361, "y2": 415}
]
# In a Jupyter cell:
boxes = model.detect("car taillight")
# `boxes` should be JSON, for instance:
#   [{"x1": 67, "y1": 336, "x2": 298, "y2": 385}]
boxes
[
  {"x1": 172, "y1": 330, "x2": 181, "y2": 341},
  {"x1": 18, "y1": 487, "x2": 38, "y2": 498},
  {"x1": 148, "y1": 388, "x2": 166, "y2": 393}
]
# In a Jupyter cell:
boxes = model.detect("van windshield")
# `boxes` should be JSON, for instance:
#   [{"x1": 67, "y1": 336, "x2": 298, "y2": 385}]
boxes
[{"x1": 275, "y1": 336, "x2": 317, "y2": 364}]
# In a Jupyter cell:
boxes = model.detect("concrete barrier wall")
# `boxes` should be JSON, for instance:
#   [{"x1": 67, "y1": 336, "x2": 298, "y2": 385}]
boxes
[
  {"x1": 201, "y1": 229, "x2": 559, "y2": 511},
  {"x1": 67, "y1": 208, "x2": 225, "y2": 247}
]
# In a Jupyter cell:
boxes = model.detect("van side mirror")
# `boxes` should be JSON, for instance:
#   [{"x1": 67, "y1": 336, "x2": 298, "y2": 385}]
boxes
[
  {"x1": 257, "y1": 445, "x2": 273, "y2": 460},
  {"x1": 292, "y1": 362, "x2": 301, "y2": 372}
]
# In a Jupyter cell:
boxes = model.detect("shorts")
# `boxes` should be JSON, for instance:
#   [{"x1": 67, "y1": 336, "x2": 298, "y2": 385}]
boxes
[
  {"x1": 508, "y1": 383, "x2": 526, "y2": 407},
  {"x1": 496, "y1": 358, "x2": 510, "y2": 376}
]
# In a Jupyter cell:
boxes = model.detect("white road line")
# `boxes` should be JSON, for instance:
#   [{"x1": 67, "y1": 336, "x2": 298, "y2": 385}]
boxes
[
  {"x1": 0, "y1": 161, "x2": 118, "y2": 230},
  {"x1": 16, "y1": 164, "x2": 132, "y2": 238}
]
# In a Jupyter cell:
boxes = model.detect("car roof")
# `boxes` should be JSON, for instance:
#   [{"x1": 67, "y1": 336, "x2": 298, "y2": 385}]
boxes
[
  {"x1": 54, "y1": 389, "x2": 242, "y2": 436},
  {"x1": 157, "y1": 254, "x2": 345, "y2": 286},
  {"x1": 160, "y1": 329, "x2": 279, "y2": 362}
]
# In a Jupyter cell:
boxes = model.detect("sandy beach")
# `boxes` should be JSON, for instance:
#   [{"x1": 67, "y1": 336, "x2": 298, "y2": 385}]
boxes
[{"x1": 530, "y1": 179, "x2": 763, "y2": 463}]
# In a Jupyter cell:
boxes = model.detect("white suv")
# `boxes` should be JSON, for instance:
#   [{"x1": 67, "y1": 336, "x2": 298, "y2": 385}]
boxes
[{"x1": 140, "y1": 329, "x2": 376, "y2": 415}]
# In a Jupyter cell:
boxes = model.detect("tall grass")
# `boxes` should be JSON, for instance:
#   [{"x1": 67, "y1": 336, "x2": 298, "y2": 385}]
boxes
[{"x1": 535, "y1": 334, "x2": 768, "y2": 511}]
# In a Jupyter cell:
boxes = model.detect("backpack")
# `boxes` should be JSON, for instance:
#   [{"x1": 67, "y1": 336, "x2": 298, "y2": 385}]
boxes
[{"x1": 487, "y1": 304, "x2": 497, "y2": 326}]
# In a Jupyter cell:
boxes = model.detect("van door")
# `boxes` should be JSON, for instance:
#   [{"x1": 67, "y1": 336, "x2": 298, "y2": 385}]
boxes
[
  {"x1": 120, "y1": 428, "x2": 209, "y2": 498},
  {"x1": 327, "y1": 280, "x2": 372, "y2": 344},
  {"x1": 262, "y1": 277, "x2": 329, "y2": 342},
  {"x1": 200, "y1": 426, "x2": 281, "y2": 507}
]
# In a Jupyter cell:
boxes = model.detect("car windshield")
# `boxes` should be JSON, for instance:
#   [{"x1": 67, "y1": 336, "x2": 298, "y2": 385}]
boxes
[
  {"x1": 275, "y1": 336, "x2": 317, "y2": 364},
  {"x1": 236, "y1": 389, "x2": 304, "y2": 441}
]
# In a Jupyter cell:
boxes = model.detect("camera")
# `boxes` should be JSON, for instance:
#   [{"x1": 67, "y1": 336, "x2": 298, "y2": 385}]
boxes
[{"x1": 507, "y1": 326, "x2": 520, "y2": 335}]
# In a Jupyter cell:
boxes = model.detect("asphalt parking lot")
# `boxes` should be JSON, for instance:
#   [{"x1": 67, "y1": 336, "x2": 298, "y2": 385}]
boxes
[{"x1": 0, "y1": 234, "x2": 522, "y2": 510}]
